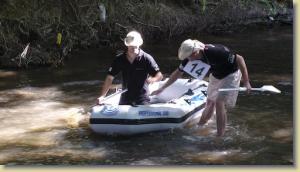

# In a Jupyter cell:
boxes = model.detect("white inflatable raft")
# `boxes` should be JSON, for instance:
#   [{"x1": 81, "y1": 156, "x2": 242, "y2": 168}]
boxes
[{"x1": 89, "y1": 78, "x2": 208, "y2": 135}]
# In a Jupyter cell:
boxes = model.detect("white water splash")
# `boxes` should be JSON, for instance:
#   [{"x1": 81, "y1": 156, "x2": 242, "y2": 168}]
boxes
[{"x1": 0, "y1": 86, "x2": 92, "y2": 164}]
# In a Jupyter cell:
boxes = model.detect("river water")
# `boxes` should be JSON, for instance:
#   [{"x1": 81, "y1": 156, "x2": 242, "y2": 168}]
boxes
[{"x1": 0, "y1": 26, "x2": 293, "y2": 165}]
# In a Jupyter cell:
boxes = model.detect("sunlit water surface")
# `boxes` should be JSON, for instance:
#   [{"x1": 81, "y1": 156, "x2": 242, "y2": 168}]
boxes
[{"x1": 0, "y1": 26, "x2": 293, "y2": 165}]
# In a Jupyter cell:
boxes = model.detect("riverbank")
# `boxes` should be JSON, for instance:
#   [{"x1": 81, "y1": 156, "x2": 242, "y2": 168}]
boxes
[{"x1": 0, "y1": 0, "x2": 293, "y2": 68}]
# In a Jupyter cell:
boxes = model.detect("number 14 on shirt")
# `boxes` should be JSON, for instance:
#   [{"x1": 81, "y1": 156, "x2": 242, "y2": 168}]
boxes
[{"x1": 183, "y1": 60, "x2": 210, "y2": 80}]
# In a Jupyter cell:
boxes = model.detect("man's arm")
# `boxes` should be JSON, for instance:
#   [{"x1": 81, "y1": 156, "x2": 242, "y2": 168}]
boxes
[
  {"x1": 236, "y1": 54, "x2": 251, "y2": 90},
  {"x1": 98, "y1": 75, "x2": 114, "y2": 103},
  {"x1": 147, "y1": 71, "x2": 163, "y2": 84}
]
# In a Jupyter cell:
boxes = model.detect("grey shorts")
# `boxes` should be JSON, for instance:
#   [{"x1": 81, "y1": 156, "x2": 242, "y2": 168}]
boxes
[{"x1": 207, "y1": 70, "x2": 242, "y2": 108}]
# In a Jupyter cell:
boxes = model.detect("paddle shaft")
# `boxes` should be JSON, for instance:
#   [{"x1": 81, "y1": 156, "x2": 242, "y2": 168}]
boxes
[
  {"x1": 219, "y1": 87, "x2": 252, "y2": 91},
  {"x1": 218, "y1": 86, "x2": 281, "y2": 93},
  {"x1": 101, "y1": 88, "x2": 128, "y2": 103},
  {"x1": 82, "y1": 89, "x2": 128, "y2": 113}
]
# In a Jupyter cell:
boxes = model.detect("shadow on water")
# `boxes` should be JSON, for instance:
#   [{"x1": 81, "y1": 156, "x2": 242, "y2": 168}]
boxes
[{"x1": 0, "y1": 26, "x2": 293, "y2": 165}]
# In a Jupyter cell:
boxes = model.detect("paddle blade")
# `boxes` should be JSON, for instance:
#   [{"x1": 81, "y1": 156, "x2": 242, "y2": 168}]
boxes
[{"x1": 261, "y1": 85, "x2": 281, "y2": 93}]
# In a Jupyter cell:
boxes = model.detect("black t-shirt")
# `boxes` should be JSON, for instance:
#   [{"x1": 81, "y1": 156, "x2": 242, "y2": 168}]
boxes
[
  {"x1": 107, "y1": 49, "x2": 160, "y2": 103},
  {"x1": 178, "y1": 44, "x2": 238, "y2": 79}
]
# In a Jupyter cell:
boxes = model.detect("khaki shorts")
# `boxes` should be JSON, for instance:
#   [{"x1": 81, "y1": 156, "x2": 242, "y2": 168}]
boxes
[{"x1": 207, "y1": 70, "x2": 242, "y2": 108}]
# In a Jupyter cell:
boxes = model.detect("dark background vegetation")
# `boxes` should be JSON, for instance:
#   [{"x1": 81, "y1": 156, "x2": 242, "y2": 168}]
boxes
[{"x1": 0, "y1": 0, "x2": 293, "y2": 68}]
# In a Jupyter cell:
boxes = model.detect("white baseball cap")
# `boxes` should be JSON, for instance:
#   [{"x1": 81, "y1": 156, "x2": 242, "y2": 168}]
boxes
[
  {"x1": 178, "y1": 39, "x2": 204, "y2": 60},
  {"x1": 124, "y1": 31, "x2": 143, "y2": 47}
]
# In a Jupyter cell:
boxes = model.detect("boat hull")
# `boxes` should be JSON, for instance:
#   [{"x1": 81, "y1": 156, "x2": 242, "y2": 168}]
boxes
[{"x1": 89, "y1": 78, "x2": 208, "y2": 135}]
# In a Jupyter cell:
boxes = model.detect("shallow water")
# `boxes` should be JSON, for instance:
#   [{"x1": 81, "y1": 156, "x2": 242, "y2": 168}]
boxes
[{"x1": 0, "y1": 26, "x2": 293, "y2": 165}]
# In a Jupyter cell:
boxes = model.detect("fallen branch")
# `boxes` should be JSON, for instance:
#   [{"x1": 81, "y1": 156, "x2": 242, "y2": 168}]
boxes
[
  {"x1": 115, "y1": 22, "x2": 128, "y2": 30},
  {"x1": 128, "y1": 15, "x2": 161, "y2": 30}
]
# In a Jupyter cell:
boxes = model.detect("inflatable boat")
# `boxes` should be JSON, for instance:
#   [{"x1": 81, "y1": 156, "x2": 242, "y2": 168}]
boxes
[{"x1": 89, "y1": 78, "x2": 208, "y2": 135}]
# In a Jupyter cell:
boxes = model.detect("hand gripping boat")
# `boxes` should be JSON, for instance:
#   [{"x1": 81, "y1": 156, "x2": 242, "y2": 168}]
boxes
[{"x1": 89, "y1": 78, "x2": 208, "y2": 135}]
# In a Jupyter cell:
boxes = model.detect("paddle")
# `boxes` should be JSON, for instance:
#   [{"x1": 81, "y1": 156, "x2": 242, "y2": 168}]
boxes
[
  {"x1": 218, "y1": 85, "x2": 281, "y2": 93},
  {"x1": 78, "y1": 89, "x2": 128, "y2": 114},
  {"x1": 99, "y1": 88, "x2": 128, "y2": 103}
]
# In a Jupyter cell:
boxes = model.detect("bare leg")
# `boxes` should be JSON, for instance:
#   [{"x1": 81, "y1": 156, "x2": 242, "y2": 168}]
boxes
[
  {"x1": 215, "y1": 99, "x2": 227, "y2": 137},
  {"x1": 199, "y1": 99, "x2": 215, "y2": 125}
]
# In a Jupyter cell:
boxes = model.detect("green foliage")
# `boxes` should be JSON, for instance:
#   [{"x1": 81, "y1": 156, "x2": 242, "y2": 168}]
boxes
[
  {"x1": 0, "y1": 0, "x2": 293, "y2": 68},
  {"x1": 258, "y1": 0, "x2": 277, "y2": 15},
  {"x1": 201, "y1": 0, "x2": 206, "y2": 12}
]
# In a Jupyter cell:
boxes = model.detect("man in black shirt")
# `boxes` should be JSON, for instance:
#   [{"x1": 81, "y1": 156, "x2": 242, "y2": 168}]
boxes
[
  {"x1": 98, "y1": 31, "x2": 163, "y2": 105},
  {"x1": 151, "y1": 39, "x2": 251, "y2": 136}
]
